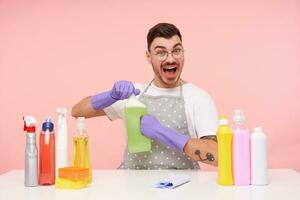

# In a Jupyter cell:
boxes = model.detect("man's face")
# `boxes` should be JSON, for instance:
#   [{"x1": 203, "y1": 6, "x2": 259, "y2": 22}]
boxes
[{"x1": 146, "y1": 35, "x2": 184, "y2": 88}]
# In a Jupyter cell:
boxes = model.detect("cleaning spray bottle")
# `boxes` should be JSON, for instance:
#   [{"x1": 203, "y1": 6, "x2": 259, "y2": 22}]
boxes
[
  {"x1": 124, "y1": 95, "x2": 151, "y2": 153},
  {"x1": 39, "y1": 117, "x2": 55, "y2": 185},
  {"x1": 251, "y1": 127, "x2": 268, "y2": 185},
  {"x1": 217, "y1": 115, "x2": 233, "y2": 186},
  {"x1": 23, "y1": 116, "x2": 38, "y2": 187},
  {"x1": 56, "y1": 108, "x2": 68, "y2": 177},
  {"x1": 232, "y1": 110, "x2": 250, "y2": 185},
  {"x1": 73, "y1": 117, "x2": 92, "y2": 183}
]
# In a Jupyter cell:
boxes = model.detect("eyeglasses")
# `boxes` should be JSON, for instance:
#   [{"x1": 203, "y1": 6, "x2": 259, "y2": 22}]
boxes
[{"x1": 152, "y1": 47, "x2": 184, "y2": 61}]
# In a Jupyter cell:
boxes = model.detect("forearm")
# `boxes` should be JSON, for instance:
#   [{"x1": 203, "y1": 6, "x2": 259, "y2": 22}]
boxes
[
  {"x1": 183, "y1": 135, "x2": 218, "y2": 166},
  {"x1": 71, "y1": 96, "x2": 106, "y2": 118}
]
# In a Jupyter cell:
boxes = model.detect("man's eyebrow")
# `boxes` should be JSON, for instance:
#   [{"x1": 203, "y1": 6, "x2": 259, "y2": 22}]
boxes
[
  {"x1": 154, "y1": 45, "x2": 167, "y2": 50},
  {"x1": 153, "y1": 43, "x2": 183, "y2": 50},
  {"x1": 173, "y1": 43, "x2": 183, "y2": 48}
]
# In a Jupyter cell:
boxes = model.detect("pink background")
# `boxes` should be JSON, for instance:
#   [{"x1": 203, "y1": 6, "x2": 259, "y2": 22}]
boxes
[{"x1": 0, "y1": 0, "x2": 299, "y2": 174}]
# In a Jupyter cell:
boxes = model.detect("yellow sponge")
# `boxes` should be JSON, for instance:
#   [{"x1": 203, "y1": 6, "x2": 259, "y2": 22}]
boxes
[{"x1": 55, "y1": 177, "x2": 89, "y2": 189}]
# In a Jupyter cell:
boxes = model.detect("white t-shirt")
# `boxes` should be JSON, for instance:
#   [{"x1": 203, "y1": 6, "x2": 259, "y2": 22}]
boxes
[{"x1": 103, "y1": 82, "x2": 219, "y2": 138}]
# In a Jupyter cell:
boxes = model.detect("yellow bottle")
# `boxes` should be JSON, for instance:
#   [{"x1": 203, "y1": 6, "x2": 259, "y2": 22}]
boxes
[
  {"x1": 217, "y1": 116, "x2": 233, "y2": 186},
  {"x1": 73, "y1": 117, "x2": 92, "y2": 183}
]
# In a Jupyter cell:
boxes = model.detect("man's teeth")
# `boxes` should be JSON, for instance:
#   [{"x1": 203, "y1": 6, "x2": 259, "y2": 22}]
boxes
[{"x1": 163, "y1": 66, "x2": 177, "y2": 70}]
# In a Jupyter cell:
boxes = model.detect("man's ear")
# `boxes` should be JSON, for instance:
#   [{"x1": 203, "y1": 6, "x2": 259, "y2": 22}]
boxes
[{"x1": 146, "y1": 50, "x2": 151, "y2": 64}]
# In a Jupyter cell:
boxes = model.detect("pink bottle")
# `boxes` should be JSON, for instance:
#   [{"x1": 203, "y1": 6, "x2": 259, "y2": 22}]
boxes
[{"x1": 232, "y1": 110, "x2": 250, "y2": 185}]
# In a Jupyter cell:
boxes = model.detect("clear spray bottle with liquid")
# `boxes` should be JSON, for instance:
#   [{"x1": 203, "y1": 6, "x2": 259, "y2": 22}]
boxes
[{"x1": 73, "y1": 117, "x2": 92, "y2": 183}]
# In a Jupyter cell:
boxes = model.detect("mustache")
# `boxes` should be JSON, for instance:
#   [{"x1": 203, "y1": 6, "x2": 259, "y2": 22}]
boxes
[{"x1": 162, "y1": 61, "x2": 178, "y2": 66}]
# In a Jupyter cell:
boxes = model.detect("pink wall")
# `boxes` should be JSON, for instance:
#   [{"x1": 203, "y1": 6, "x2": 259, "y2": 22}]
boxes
[{"x1": 0, "y1": 0, "x2": 299, "y2": 174}]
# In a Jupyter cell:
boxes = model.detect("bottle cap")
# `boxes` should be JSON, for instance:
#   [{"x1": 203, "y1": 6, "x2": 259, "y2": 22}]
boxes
[
  {"x1": 42, "y1": 117, "x2": 54, "y2": 131},
  {"x1": 219, "y1": 115, "x2": 228, "y2": 125},
  {"x1": 253, "y1": 127, "x2": 263, "y2": 132},
  {"x1": 233, "y1": 109, "x2": 246, "y2": 123}
]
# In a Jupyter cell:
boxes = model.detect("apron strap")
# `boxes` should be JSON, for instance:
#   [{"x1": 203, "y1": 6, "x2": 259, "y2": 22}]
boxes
[{"x1": 138, "y1": 79, "x2": 183, "y2": 99}]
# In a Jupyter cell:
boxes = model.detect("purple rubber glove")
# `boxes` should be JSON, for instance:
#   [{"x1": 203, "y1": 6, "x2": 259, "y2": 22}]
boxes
[
  {"x1": 140, "y1": 115, "x2": 190, "y2": 152},
  {"x1": 91, "y1": 80, "x2": 140, "y2": 110}
]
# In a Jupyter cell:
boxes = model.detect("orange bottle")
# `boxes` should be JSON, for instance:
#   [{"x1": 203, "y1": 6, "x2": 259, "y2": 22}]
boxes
[{"x1": 39, "y1": 118, "x2": 55, "y2": 185}]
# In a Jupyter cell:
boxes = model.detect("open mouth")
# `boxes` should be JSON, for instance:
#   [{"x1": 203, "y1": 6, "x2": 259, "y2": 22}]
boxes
[
  {"x1": 161, "y1": 66, "x2": 178, "y2": 79},
  {"x1": 162, "y1": 66, "x2": 177, "y2": 73}
]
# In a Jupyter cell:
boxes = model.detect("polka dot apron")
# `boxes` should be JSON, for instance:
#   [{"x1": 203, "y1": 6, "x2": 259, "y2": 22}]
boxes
[{"x1": 118, "y1": 80, "x2": 199, "y2": 170}]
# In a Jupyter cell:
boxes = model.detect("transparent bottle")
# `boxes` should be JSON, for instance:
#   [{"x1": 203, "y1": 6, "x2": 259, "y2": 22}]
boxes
[
  {"x1": 232, "y1": 110, "x2": 250, "y2": 185},
  {"x1": 39, "y1": 118, "x2": 55, "y2": 185},
  {"x1": 73, "y1": 117, "x2": 92, "y2": 183}
]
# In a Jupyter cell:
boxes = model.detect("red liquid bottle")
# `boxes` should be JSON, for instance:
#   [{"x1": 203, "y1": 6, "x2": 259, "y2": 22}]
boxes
[{"x1": 39, "y1": 118, "x2": 55, "y2": 185}]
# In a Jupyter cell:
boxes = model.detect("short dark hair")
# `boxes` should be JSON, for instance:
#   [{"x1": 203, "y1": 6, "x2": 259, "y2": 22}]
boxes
[{"x1": 147, "y1": 23, "x2": 182, "y2": 51}]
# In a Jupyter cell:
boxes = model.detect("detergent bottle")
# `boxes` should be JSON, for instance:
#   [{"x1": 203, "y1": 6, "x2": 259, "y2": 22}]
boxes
[
  {"x1": 217, "y1": 115, "x2": 233, "y2": 186},
  {"x1": 56, "y1": 107, "x2": 68, "y2": 177},
  {"x1": 124, "y1": 94, "x2": 151, "y2": 153},
  {"x1": 39, "y1": 117, "x2": 55, "y2": 185},
  {"x1": 232, "y1": 110, "x2": 250, "y2": 185},
  {"x1": 73, "y1": 117, "x2": 92, "y2": 183},
  {"x1": 23, "y1": 116, "x2": 38, "y2": 187},
  {"x1": 251, "y1": 127, "x2": 268, "y2": 185}
]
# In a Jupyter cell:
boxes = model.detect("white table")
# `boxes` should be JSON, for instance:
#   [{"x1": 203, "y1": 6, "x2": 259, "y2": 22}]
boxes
[{"x1": 0, "y1": 169, "x2": 299, "y2": 200}]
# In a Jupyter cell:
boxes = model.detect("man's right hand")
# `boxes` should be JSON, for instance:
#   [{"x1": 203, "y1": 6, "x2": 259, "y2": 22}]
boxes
[
  {"x1": 110, "y1": 80, "x2": 140, "y2": 100},
  {"x1": 91, "y1": 80, "x2": 140, "y2": 110}
]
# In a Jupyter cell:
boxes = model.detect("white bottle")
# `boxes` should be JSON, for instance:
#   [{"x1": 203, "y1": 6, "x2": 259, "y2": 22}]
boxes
[
  {"x1": 56, "y1": 108, "x2": 68, "y2": 177},
  {"x1": 251, "y1": 127, "x2": 268, "y2": 185}
]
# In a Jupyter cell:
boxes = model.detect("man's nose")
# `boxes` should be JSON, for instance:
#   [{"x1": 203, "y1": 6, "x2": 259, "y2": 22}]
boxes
[{"x1": 165, "y1": 52, "x2": 176, "y2": 63}]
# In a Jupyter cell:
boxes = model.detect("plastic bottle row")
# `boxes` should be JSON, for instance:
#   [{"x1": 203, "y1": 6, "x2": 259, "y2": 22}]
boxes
[
  {"x1": 22, "y1": 108, "x2": 92, "y2": 188},
  {"x1": 217, "y1": 110, "x2": 268, "y2": 186}
]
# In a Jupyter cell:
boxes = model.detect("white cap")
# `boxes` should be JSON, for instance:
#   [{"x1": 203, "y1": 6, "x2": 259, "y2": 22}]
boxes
[
  {"x1": 253, "y1": 127, "x2": 263, "y2": 132},
  {"x1": 219, "y1": 116, "x2": 229, "y2": 125},
  {"x1": 77, "y1": 117, "x2": 86, "y2": 134},
  {"x1": 125, "y1": 94, "x2": 146, "y2": 108},
  {"x1": 57, "y1": 107, "x2": 68, "y2": 114},
  {"x1": 233, "y1": 109, "x2": 246, "y2": 123}
]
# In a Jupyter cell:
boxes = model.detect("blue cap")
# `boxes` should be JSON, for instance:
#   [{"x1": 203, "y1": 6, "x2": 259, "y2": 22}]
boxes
[{"x1": 42, "y1": 117, "x2": 54, "y2": 131}]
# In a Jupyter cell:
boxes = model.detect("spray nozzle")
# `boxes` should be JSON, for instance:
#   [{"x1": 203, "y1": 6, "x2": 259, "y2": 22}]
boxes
[
  {"x1": 57, "y1": 107, "x2": 68, "y2": 115},
  {"x1": 77, "y1": 117, "x2": 86, "y2": 135},
  {"x1": 23, "y1": 116, "x2": 37, "y2": 133},
  {"x1": 57, "y1": 107, "x2": 68, "y2": 126}
]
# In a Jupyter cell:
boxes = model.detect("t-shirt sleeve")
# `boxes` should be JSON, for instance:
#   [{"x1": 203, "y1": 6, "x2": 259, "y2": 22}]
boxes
[
  {"x1": 103, "y1": 99, "x2": 126, "y2": 120},
  {"x1": 103, "y1": 83, "x2": 143, "y2": 121},
  {"x1": 193, "y1": 93, "x2": 219, "y2": 137}
]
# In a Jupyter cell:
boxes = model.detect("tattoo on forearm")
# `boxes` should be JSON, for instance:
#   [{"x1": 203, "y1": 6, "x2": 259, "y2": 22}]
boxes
[
  {"x1": 200, "y1": 135, "x2": 217, "y2": 142},
  {"x1": 194, "y1": 149, "x2": 215, "y2": 162}
]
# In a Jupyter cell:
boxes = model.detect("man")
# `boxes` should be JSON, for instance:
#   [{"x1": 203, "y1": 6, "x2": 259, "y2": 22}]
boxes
[{"x1": 72, "y1": 23, "x2": 219, "y2": 170}]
